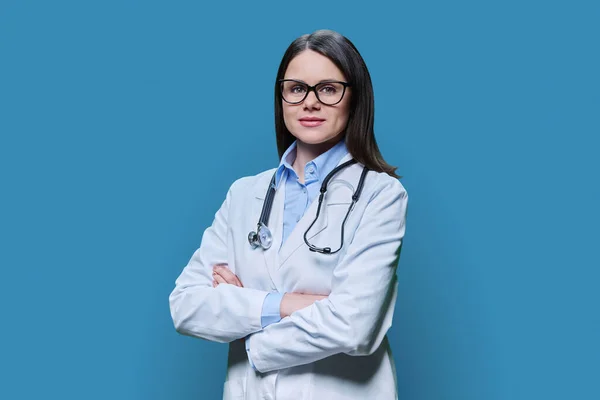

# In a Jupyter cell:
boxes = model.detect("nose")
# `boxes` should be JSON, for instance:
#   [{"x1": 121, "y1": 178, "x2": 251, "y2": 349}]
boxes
[{"x1": 303, "y1": 88, "x2": 321, "y2": 110}]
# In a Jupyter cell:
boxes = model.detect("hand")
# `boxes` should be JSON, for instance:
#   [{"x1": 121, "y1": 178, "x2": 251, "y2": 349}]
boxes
[
  {"x1": 212, "y1": 263, "x2": 244, "y2": 288},
  {"x1": 280, "y1": 293, "x2": 328, "y2": 318}
]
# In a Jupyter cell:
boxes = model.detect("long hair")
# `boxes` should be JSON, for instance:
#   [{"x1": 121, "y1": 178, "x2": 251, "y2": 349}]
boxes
[{"x1": 274, "y1": 29, "x2": 399, "y2": 178}]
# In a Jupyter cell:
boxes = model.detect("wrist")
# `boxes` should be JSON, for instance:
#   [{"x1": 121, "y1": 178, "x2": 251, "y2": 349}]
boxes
[{"x1": 280, "y1": 293, "x2": 289, "y2": 318}]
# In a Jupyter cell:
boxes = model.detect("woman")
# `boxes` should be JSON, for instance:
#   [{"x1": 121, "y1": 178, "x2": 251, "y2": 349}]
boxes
[{"x1": 169, "y1": 29, "x2": 408, "y2": 400}]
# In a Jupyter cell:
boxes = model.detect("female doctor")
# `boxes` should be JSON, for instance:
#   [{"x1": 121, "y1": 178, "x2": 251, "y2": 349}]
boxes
[{"x1": 169, "y1": 29, "x2": 408, "y2": 400}]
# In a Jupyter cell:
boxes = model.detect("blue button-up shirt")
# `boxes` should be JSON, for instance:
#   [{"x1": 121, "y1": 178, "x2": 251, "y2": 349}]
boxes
[
  {"x1": 246, "y1": 138, "x2": 349, "y2": 370},
  {"x1": 275, "y1": 139, "x2": 349, "y2": 248}
]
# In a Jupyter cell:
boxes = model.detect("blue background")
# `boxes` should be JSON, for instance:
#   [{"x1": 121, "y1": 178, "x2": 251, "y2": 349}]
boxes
[{"x1": 1, "y1": 1, "x2": 598, "y2": 399}]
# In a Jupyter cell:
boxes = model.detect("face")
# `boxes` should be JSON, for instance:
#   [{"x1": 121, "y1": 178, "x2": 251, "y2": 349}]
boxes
[{"x1": 282, "y1": 50, "x2": 351, "y2": 147}]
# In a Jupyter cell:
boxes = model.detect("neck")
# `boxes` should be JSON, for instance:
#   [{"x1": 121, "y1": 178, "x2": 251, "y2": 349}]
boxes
[{"x1": 292, "y1": 137, "x2": 342, "y2": 183}]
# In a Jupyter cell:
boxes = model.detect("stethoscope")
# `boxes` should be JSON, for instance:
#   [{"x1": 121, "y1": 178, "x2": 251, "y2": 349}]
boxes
[{"x1": 248, "y1": 159, "x2": 368, "y2": 254}]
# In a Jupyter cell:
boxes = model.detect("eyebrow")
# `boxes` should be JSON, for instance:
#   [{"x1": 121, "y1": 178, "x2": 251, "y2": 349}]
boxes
[{"x1": 284, "y1": 78, "x2": 343, "y2": 84}]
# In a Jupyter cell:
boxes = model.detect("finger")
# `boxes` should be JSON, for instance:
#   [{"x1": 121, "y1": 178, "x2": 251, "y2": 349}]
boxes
[
  {"x1": 231, "y1": 273, "x2": 244, "y2": 288},
  {"x1": 212, "y1": 263, "x2": 228, "y2": 282},
  {"x1": 214, "y1": 266, "x2": 242, "y2": 287},
  {"x1": 213, "y1": 264, "x2": 243, "y2": 287},
  {"x1": 213, "y1": 273, "x2": 227, "y2": 285},
  {"x1": 215, "y1": 270, "x2": 243, "y2": 288}
]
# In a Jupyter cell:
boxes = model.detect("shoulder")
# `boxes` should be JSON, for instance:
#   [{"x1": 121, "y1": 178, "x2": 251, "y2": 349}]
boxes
[
  {"x1": 355, "y1": 169, "x2": 408, "y2": 225},
  {"x1": 351, "y1": 171, "x2": 408, "y2": 237},
  {"x1": 365, "y1": 169, "x2": 408, "y2": 204}
]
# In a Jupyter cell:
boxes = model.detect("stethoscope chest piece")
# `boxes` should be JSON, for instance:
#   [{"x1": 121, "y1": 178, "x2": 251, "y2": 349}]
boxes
[
  {"x1": 248, "y1": 158, "x2": 368, "y2": 255},
  {"x1": 248, "y1": 223, "x2": 273, "y2": 250}
]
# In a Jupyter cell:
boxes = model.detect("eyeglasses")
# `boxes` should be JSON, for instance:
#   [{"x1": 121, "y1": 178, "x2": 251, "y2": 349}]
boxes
[{"x1": 279, "y1": 79, "x2": 350, "y2": 106}]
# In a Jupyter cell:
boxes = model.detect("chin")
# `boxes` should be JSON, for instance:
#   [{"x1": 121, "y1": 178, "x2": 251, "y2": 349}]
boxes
[{"x1": 292, "y1": 128, "x2": 341, "y2": 145}]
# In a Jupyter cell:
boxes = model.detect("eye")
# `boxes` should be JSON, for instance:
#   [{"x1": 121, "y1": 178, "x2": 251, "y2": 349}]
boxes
[
  {"x1": 291, "y1": 85, "x2": 307, "y2": 94},
  {"x1": 318, "y1": 84, "x2": 338, "y2": 95}
]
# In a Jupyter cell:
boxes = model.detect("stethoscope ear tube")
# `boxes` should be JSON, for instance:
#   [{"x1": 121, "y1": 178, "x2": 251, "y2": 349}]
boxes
[
  {"x1": 249, "y1": 160, "x2": 368, "y2": 254},
  {"x1": 353, "y1": 167, "x2": 369, "y2": 201},
  {"x1": 304, "y1": 162, "x2": 368, "y2": 255}
]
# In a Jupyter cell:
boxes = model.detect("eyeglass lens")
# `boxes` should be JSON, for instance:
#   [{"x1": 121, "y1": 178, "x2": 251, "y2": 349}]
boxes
[{"x1": 281, "y1": 81, "x2": 345, "y2": 105}]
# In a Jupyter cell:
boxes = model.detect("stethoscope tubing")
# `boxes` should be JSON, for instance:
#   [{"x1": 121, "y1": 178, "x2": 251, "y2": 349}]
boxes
[
  {"x1": 248, "y1": 158, "x2": 367, "y2": 254},
  {"x1": 303, "y1": 163, "x2": 368, "y2": 254},
  {"x1": 259, "y1": 177, "x2": 277, "y2": 227}
]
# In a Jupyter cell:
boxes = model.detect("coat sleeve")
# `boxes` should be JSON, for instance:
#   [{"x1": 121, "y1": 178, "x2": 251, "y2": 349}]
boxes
[
  {"x1": 246, "y1": 175, "x2": 408, "y2": 372},
  {"x1": 169, "y1": 180, "x2": 270, "y2": 343}
]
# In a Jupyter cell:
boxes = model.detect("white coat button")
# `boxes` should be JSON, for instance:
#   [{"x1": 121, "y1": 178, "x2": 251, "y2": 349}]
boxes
[{"x1": 307, "y1": 166, "x2": 315, "y2": 173}]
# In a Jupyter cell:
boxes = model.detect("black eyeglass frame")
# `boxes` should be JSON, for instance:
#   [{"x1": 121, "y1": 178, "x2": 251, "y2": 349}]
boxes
[{"x1": 278, "y1": 79, "x2": 351, "y2": 106}]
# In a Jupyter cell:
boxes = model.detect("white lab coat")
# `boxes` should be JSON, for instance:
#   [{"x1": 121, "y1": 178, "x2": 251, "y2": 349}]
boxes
[{"x1": 169, "y1": 152, "x2": 408, "y2": 400}]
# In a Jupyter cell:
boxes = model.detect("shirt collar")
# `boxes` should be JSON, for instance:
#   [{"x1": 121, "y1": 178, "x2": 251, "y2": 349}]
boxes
[
  {"x1": 275, "y1": 141, "x2": 297, "y2": 188},
  {"x1": 275, "y1": 138, "x2": 349, "y2": 188}
]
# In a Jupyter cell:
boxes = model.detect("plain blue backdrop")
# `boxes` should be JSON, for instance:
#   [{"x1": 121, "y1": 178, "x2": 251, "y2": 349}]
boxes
[{"x1": 1, "y1": 1, "x2": 598, "y2": 399}]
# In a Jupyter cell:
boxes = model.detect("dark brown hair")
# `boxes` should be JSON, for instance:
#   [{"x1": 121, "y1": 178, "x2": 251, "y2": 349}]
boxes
[{"x1": 274, "y1": 29, "x2": 399, "y2": 178}]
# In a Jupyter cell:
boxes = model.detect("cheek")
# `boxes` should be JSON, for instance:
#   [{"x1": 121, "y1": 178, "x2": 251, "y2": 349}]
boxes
[
  {"x1": 283, "y1": 105, "x2": 297, "y2": 130},
  {"x1": 338, "y1": 110, "x2": 350, "y2": 124},
  {"x1": 330, "y1": 95, "x2": 351, "y2": 125},
  {"x1": 332, "y1": 107, "x2": 350, "y2": 129}
]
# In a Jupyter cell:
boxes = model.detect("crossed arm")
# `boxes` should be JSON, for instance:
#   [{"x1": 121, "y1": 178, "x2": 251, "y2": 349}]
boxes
[
  {"x1": 169, "y1": 180, "x2": 331, "y2": 343},
  {"x1": 212, "y1": 264, "x2": 326, "y2": 319},
  {"x1": 170, "y1": 175, "x2": 407, "y2": 373}
]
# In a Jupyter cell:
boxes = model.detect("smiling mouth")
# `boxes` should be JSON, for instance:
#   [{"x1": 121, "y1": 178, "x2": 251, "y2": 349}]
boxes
[
  {"x1": 299, "y1": 118, "x2": 325, "y2": 127},
  {"x1": 299, "y1": 120, "x2": 325, "y2": 127}
]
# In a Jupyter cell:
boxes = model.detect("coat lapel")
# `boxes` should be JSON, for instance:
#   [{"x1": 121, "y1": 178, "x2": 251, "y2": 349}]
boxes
[
  {"x1": 277, "y1": 153, "x2": 356, "y2": 268},
  {"x1": 277, "y1": 191, "x2": 329, "y2": 268}
]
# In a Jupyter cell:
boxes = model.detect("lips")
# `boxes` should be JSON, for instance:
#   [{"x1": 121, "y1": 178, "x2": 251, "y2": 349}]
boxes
[{"x1": 299, "y1": 117, "x2": 325, "y2": 127}]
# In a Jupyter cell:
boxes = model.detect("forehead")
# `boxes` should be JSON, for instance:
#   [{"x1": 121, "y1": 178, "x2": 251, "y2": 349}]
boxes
[{"x1": 284, "y1": 50, "x2": 346, "y2": 83}]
